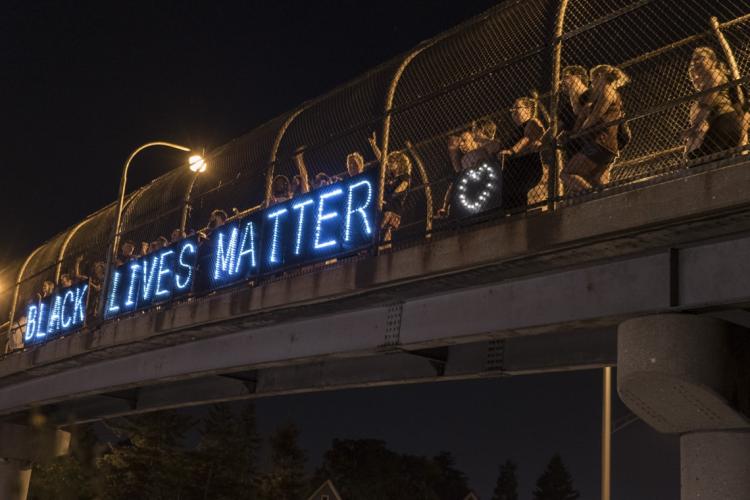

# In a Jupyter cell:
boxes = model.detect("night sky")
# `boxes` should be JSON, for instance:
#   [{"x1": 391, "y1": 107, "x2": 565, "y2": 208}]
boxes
[{"x1": 3, "y1": 1, "x2": 679, "y2": 498}]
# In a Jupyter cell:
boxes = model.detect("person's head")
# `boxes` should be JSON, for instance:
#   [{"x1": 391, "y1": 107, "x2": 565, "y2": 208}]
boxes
[
  {"x1": 271, "y1": 175, "x2": 290, "y2": 198},
  {"x1": 690, "y1": 47, "x2": 722, "y2": 75},
  {"x1": 209, "y1": 209, "x2": 228, "y2": 229},
  {"x1": 42, "y1": 280, "x2": 55, "y2": 297},
  {"x1": 170, "y1": 228, "x2": 185, "y2": 243},
  {"x1": 386, "y1": 151, "x2": 412, "y2": 177},
  {"x1": 561, "y1": 65, "x2": 589, "y2": 94},
  {"x1": 314, "y1": 173, "x2": 332, "y2": 189},
  {"x1": 93, "y1": 261, "x2": 106, "y2": 280},
  {"x1": 590, "y1": 65, "x2": 630, "y2": 91},
  {"x1": 510, "y1": 97, "x2": 538, "y2": 126},
  {"x1": 157, "y1": 236, "x2": 168, "y2": 248},
  {"x1": 457, "y1": 130, "x2": 478, "y2": 154},
  {"x1": 472, "y1": 118, "x2": 497, "y2": 142},
  {"x1": 140, "y1": 241, "x2": 150, "y2": 255},
  {"x1": 121, "y1": 240, "x2": 136, "y2": 257},
  {"x1": 59, "y1": 274, "x2": 72, "y2": 288},
  {"x1": 346, "y1": 152, "x2": 365, "y2": 177}
]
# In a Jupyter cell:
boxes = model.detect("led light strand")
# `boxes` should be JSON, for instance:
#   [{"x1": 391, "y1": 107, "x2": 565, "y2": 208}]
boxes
[
  {"x1": 61, "y1": 290, "x2": 75, "y2": 329},
  {"x1": 155, "y1": 250, "x2": 174, "y2": 297},
  {"x1": 176, "y1": 242, "x2": 196, "y2": 290},
  {"x1": 25, "y1": 305, "x2": 38, "y2": 341},
  {"x1": 106, "y1": 271, "x2": 122, "y2": 315},
  {"x1": 214, "y1": 227, "x2": 239, "y2": 280},
  {"x1": 74, "y1": 284, "x2": 88, "y2": 323},
  {"x1": 292, "y1": 199, "x2": 314, "y2": 255},
  {"x1": 344, "y1": 180, "x2": 373, "y2": 242},
  {"x1": 125, "y1": 263, "x2": 141, "y2": 307},
  {"x1": 141, "y1": 255, "x2": 160, "y2": 301},
  {"x1": 235, "y1": 222, "x2": 257, "y2": 273},
  {"x1": 267, "y1": 208, "x2": 288, "y2": 264},
  {"x1": 36, "y1": 302, "x2": 48, "y2": 338},
  {"x1": 314, "y1": 188, "x2": 343, "y2": 250}
]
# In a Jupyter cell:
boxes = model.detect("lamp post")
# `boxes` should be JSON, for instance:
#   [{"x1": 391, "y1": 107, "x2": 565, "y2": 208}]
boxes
[{"x1": 101, "y1": 142, "x2": 206, "y2": 317}]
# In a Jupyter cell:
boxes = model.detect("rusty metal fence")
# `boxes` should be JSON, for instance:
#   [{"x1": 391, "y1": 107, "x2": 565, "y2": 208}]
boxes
[{"x1": 2, "y1": 0, "x2": 749, "y2": 356}]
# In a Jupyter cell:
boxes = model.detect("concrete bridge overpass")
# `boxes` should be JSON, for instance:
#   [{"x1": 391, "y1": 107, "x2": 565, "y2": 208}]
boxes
[
  {"x1": 1, "y1": 156, "x2": 748, "y2": 424},
  {"x1": 2, "y1": 0, "x2": 750, "y2": 497}
]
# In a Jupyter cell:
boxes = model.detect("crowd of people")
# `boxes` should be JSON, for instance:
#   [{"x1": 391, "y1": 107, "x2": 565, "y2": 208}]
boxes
[{"x1": 7, "y1": 47, "x2": 750, "y2": 352}]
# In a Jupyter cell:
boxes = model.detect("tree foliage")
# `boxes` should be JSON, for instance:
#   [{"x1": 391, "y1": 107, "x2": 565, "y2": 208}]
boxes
[
  {"x1": 258, "y1": 423, "x2": 307, "y2": 500},
  {"x1": 532, "y1": 454, "x2": 580, "y2": 500},
  {"x1": 491, "y1": 460, "x2": 519, "y2": 500},
  {"x1": 312, "y1": 439, "x2": 469, "y2": 500}
]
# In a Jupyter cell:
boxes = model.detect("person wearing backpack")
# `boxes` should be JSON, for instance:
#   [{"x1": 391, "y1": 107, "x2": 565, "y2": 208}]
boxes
[{"x1": 561, "y1": 64, "x2": 629, "y2": 195}]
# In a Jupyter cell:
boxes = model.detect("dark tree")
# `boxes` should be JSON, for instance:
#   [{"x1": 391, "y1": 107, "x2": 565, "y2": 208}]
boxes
[
  {"x1": 312, "y1": 439, "x2": 468, "y2": 500},
  {"x1": 194, "y1": 402, "x2": 261, "y2": 500},
  {"x1": 97, "y1": 411, "x2": 197, "y2": 500},
  {"x1": 29, "y1": 424, "x2": 101, "y2": 500},
  {"x1": 532, "y1": 454, "x2": 580, "y2": 500},
  {"x1": 259, "y1": 423, "x2": 307, "y2": 500},
  {"x1": 433, "y1": 451, "x2": 470, "y2": 500},
  {"x1": 312, "y1": 439, "x2": 403, "y2": 500},
  {"x1": 492, "y1": 460, "x2": 519, "y2": 500}
]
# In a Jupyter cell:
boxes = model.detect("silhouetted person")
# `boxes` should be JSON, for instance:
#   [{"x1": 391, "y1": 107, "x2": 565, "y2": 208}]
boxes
[{"x1": 561, "y1": 65, "x2": 629, "y2": 194}]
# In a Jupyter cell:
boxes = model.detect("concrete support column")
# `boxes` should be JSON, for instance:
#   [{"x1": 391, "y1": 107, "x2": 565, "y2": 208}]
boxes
[
  {"x1": 0, "y1": 423, "x2": 70, "y2": 500},
  {"x1": 618, "y1": 314, "x2": 750, "y2": 500},
  {"x1": 681, "y1": 430, "x2": 750, "y2": 500},
  {"x1": 0, "y1": 460, "x2": 31, "y2": 500}
]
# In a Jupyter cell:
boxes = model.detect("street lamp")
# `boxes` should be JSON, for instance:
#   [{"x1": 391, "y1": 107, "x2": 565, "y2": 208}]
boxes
[{"x1": 101, "y1": 142, "x2": 206, "y2": 316}]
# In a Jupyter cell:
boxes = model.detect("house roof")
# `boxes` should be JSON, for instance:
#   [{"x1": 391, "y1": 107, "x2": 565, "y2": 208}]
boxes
[{"x1": 307, "y1": 479, "x2": 344, "y2": 500}]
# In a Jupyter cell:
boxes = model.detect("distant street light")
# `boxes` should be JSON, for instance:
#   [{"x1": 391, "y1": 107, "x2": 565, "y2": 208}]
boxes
[{"x1": 101, "y1": 142, "x2": 206, "y2": 317}]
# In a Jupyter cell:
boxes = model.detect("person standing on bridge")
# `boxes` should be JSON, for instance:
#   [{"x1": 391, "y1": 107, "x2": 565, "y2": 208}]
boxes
[
  {"x1": 116, "y1": 240, "x2": 137, "y2": 267},
  {"x1": 498, "y1": 96, "x2": 546, "y2": 210},
  {"x1": 682, "y1": 47, "x2": 746, "y2": 161},
  {"x1": 381, "y1": 151, "x2": 412, "y2": 242},
  {"x1": 436, "y1": 119, "x2": 500, "y2": 218},
  {"x1": 558, "y1": 65, "x2": 591, "y2": 160},
  {"x1": 560, "y1": 64, "x2": 629, "y2": 195}
]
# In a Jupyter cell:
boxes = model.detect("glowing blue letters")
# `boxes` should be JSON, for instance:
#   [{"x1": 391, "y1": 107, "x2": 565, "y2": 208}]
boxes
[
  {"x1": 314, "y1": 188, "x2": 343, "y2": 250},
  {"x1": 345, "y1": 180, "x2": 373, "y2": 242},
  {"x1": 156, "y1": 250, "x2": 174, "y2": 297},
  {"x1": 176, "y1": 242, "x2": 196, "y2": 290},
  {"x1": 23, "y1": 282, "x2": 89, "y2": 345},
  {"x1": 105, "y1": 237, "x2": 199, "y2": 315},
  {"x1": 24, "y1": 171, "x2": 379, "y2": 345},
  {"x1": 292, "y1": 199, "x2": 314, "y2": 255}
]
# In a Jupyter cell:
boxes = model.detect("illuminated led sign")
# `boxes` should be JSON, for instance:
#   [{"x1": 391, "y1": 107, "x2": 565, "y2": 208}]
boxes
[
  {"x1": 29, "y1": 170, "x2": 378, "y2": 342},
  {"x1": 454, "y1": 162, "x2": 501, "y2": 214},
  {"x1": 23, "y1": 282, "x2": 88, "y2": 346},
  {"x1": 105, "y1": 236, "x2": 199, "y2": 318},
  {"x1": 206, "y1": 169, "x2": 377, "y2": 287}
]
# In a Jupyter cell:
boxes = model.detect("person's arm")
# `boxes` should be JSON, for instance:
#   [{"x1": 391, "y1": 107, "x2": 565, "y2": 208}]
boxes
[
  {"x1": 368, "y1": 132, "x2": 382, "y2": 161},
  {"x1": 447, "y1": 135, "x2": 462, "y2": 173},
  {"x1": 292, "y1": 150, "x2": 310, "y2": 193},
  {"x1": 73, "y1": 255, "x2": 89, "y2": 281},
  {"x1": 698, "y1": 70, "x2": 725, "y2": 109},
  {"x1": 581, "y1": 86, "x2": 614, "y2": 131},
  {"x1": 393, "y1": 178, "x2": 409, "y2": 194}
]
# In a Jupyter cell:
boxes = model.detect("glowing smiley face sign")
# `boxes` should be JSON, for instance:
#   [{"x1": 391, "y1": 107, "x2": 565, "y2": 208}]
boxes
[
  {"x1": 24, "y1": 282, "x2": 89, "y2": 345},
  {"x1": 455, "y1": 162, "x2": 501, "y2": 214}
]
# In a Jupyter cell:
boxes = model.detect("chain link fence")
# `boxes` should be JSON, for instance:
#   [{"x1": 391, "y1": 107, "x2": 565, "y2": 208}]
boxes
[{"x1": 2, "y1": 0, "x2": 749, "y2": 356}]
